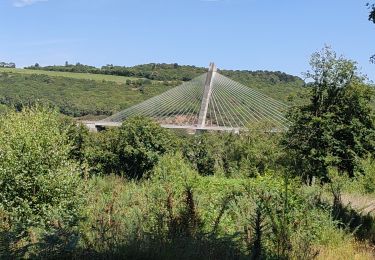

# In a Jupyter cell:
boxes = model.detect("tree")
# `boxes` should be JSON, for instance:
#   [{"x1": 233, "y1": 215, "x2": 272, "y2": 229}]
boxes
[
  {"x1": 85, "y1": 117, "x2": 176, "y2": 178},
  {"x1": 183, "y1": 132, "x2": 225, "y2": 176},
  {"x1": 283, "y1": 47, "x2": 375, "y2": 183},
  {"x1": 118, "y1": 117, "x2": 176, "y2": 179},
  {"x1": 0, "y1": 107, "x2": 83, "y2": 238}
]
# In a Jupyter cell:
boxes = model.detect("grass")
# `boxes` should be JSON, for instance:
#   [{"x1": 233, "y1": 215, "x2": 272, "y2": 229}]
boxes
[
  {"x1": 0, "y1": 68, "x2": 140, "y2": 84},
  {"x1": 317, "y1": 239, "x2": 374, "y2": 260},
  {"x1": 317, "y1": 246, "x2": 374, "y2": 259}
]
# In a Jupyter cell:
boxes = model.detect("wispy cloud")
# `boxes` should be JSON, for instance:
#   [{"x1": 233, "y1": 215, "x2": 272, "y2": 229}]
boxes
[{"x1": 13, "y1": 0, "x2": 48, "y2": 8}]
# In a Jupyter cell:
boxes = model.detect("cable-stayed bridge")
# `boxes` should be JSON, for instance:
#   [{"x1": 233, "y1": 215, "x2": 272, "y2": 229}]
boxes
[{"x1": 89, "y1": 63, "x2": 290, "y2": 133}]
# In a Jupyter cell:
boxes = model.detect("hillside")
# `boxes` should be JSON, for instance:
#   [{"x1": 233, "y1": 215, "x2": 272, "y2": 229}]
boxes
[
  {"x1": 0, "y1": 68, "x2": 141, "y2": 83},
  {"x1": 0, "y1": 65, "x2": 308, "y2": 118}
]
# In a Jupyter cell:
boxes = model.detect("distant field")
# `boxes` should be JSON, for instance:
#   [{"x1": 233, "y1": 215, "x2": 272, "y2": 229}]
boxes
[{"x1": 0, "y1": 68, "x2": 140, "y2": 83}]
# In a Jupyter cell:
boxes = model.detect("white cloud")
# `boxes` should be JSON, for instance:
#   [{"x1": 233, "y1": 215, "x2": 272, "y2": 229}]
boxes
[{"x1": 13, "y1": 0, "x2": 48, "y2": 8}]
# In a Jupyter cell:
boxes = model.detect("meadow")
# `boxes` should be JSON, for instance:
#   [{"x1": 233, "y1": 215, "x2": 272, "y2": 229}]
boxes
[{"x1": 0, "y1": 68, "x2": 140, "y2": 83}]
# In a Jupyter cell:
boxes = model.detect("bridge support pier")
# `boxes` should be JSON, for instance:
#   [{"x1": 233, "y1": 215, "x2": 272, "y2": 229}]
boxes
[{"x1": 197, "y1": 63, "x2": 216, "y2": 129}]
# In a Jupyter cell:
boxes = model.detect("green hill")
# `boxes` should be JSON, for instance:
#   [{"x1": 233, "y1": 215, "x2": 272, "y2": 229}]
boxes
[
  {"x1": 0, "y1": 64, "x2": 308, "y2": 118},
  {"x1": 0, "y1": 68, "x2": 141, "y2": 83}
]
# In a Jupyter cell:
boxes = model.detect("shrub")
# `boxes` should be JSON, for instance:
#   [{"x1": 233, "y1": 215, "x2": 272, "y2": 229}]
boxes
[
  {"x1": 118, "y1": 117, "x2": 177, "y2": 179},
  {"x1": 182, "y1": 132, "x2": 226, "y2": 176},
  {"x1": 85, "y1": 129, "x2": 121, "y2": 175},
  {"x1": 359, "y1": 158, "x2": 375, "y2": 194},
  {"x1": 182, "y1": 124, "x2": 284, "y2": 178},
  {"x1": 224, "y1": 123, "x2": 284, "y2": 177},
  {"x1": 0, "y1": 108, "x2": 84, "y2": 257},
  {"x1": 85, "y1": 117, "x2": 177, "y2": 179}
]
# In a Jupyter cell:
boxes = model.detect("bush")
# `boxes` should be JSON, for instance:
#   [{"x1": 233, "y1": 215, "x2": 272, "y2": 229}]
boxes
[
  {"x1": 224, "y1": 123, "x2": 284, "y2": 177},
  {"x1": 182, "y1": 132, "x2": 226, "y2": 176},
  {"x1": 85, "y1": 128, "x2": 121, "y2": 175},
  {"x1": 85, "y1": 117, "x2": 177, "y2": 178},
  {"x1": 0, "y1": 108, "x2": 84, "y2": 257},
  {"x1": 358, "y1": 158, "x2": 375, "y2": 194},
  {"x1": 182, "y1": 124, "x2": 284, "y2": 178},
  {"x1": 118, "y1": 117, "x2": 177, "y2": 179}
]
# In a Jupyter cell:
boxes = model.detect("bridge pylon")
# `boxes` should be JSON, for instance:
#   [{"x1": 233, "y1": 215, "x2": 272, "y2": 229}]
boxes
[{"x1": 197, "y1": 63, "x2": 217, "y2": 128}]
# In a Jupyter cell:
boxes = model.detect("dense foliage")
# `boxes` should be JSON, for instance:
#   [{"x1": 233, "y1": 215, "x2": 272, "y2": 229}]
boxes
[
  {"x1": 25, "y1": 63, "x2": 207, "y2": 81},
  {"x1": 284, "y1": 47, "x2": 375, "y2": 183},
  {"x1": 0, "y1": 72, "x2": 172, "y2": 117},
  {"x1": 85, "y1": 117, "x2": 176, "y2": 178},
  {"x1": 1, "y1": 51, "x2": 375, "y2": 259},
  {"x1": 0, "y1": 108, "x2": 84, "y2": 258},
  {"x1": 182, "y1": 123, "x2": 282, "y2": 177},
  {"x1": 0, "y1": 107, "x2": 374, "y2": 259}
]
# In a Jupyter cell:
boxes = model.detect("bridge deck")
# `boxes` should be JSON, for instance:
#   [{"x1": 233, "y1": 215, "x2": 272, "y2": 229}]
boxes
[{"x1": 82, "y1": 121, "x2": 240, "y2": 132}]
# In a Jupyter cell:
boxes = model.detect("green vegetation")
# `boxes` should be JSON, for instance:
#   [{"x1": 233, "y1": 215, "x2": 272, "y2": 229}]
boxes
[
  {"x1": 25, "y1": 62, "x2": 208, "y2": 81},
  {"x1": 0, "y1": 108, "x2": 84, "y2": 258},
  {"x1": 0, "y1": 70, "x2": 173, "y2": 117},
  {"x1": 284, "y1": 47, "x2": 375, "y2": 183},
  {"x1": 0, "y1": 67, "x2": 140, "y2": 83},
  {"x1": 85, "y1": 116, "x2": 177, "y2": 178},
  {"x1": 1, "y1": 107, "x2": 374, "y2": 259},
  {"x1": 0, "y1": 49, "x2": 374, "y2": 259}
]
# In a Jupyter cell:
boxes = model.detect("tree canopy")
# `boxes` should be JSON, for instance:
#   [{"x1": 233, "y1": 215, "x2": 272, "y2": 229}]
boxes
[
  {"x1": 85, "y1": 116, "x2": 177, "y2": 179},
  {"x1": 284, "y1": 47, "x2": 375, "y2": 182},
  {"x1": 0, "y1": 108, "x2": 83, "y2": 229}
]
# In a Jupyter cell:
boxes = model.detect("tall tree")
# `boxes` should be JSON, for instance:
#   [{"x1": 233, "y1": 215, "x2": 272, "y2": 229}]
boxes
[{"x1": 284, "y1": 47, "x2": 375, "y2": 183}]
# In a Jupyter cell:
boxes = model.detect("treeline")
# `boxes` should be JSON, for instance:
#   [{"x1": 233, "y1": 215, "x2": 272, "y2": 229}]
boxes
[
  {"x1": 25, "y1": 62, "x2": 302, "y2": 83},
  {"x1": 0, "y1": 61, "x2": 15, "y2": 68},
  {"x1": 26, "y1": 62, "x2": 206, "y2": 81}
]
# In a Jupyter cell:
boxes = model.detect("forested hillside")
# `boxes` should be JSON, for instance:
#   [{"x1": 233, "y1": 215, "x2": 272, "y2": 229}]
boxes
[
  {"x1": 26, "y1": 62, "x2": 303, "y2": 83},
  {"x1": 0, "y1": 65, "x2": 307, "y2": 117},
  {"x1": 0, "y1": 71, "x2": 174, "y2": 117}
]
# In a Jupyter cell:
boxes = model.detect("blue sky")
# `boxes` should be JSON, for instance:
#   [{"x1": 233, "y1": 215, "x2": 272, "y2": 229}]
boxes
[{"x1": 1, "y1": 0, "x2": 374, "y2": 80}]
